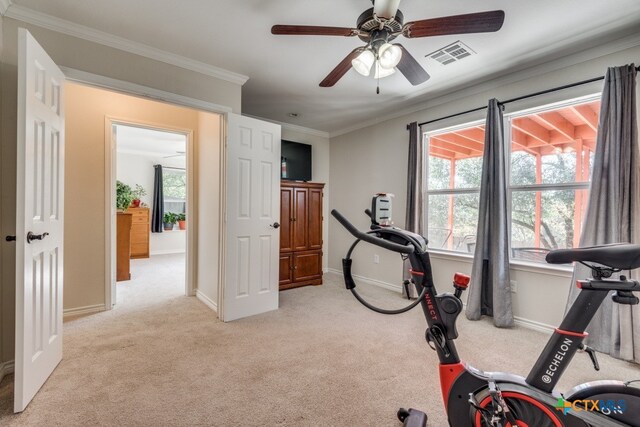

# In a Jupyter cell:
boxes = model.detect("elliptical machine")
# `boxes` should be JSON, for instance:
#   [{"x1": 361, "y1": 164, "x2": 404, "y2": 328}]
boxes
[{"x1": 332, "y1": 195, "x2": 640, "y2": 427}]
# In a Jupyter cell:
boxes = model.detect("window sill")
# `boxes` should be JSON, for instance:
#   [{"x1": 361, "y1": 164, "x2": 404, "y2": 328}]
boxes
[{"x1": 427, "y1": 249, "x2": 573, "y2": 278}]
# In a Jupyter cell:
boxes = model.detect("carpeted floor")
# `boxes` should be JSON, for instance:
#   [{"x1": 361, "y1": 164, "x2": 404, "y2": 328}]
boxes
[{"x1": 1, "y1": 253, "x2": 639, "y2": 426}]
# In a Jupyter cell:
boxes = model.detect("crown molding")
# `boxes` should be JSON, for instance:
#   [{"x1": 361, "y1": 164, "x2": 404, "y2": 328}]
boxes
[
  {"x1": 0, "y1": 0, "x2": 11, "y2": 16},
  {"x1": 243, "y1": 114, "x2": 330, "y2": 139},
  {"x1": 61, "y1": 66, "x2": 233, "y2": 114},
  {"x1": 329, "y1": 31, "x2": 640, "y2": 138},
  {"x1": 5, "y1": 4, "x2": 249, "y2": 86}
]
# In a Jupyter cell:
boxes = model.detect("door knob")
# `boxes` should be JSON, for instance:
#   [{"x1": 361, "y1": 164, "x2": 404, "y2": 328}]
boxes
[
  {"x1": 5, "y1": 235, "x2": 16, "y2": 242},
  {"x1": 271, "y1": 222, "x2": 280, "y2": 229},
  {"x1": 27, "y1": 231, "x2": 49, "y2": 243}
]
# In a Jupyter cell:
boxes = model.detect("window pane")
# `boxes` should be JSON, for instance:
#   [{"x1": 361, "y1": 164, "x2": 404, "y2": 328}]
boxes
[
  {"x1": 511, "y1": 189, "x2": 589, "y2": 261},
  {"x1": 164, "y1": 170, "x2": 186, "y2": 199},
  {"x1": 510, "y1": 99, "x2": 599, "y2": 185},
  {"x1": 427, "y1": 125, "x2": 485, "y2": 190},
  {"x1": 163, "y1": 169, "x2": 186, "y2": 214},
  {"x1": 427, "y1": 156, "x2": 450, "y2": 190},
  {"x1": 427, "y1": 193, "x2": 479, "y2": 253}
]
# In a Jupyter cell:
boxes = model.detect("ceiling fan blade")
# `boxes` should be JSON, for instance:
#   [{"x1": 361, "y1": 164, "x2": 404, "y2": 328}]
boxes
[
  {"x1": 395, "y1": 45, "x2": 430, "y2": 86},
  {"x1": 271, "y1": 25, "x2": 357, "y2": 37},
  {"x1": 320, "y1": 47, "x2": 365, "y2": 87},
  {"x1": 373, "y1": 0, "x2": 402, "y2": 19},
  {"x1": 404, "y1": 10, "x2": 505, "y2": 38}
]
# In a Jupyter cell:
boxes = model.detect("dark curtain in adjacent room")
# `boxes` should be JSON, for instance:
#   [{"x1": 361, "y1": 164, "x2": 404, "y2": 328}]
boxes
[{"x1": 151, "y1": 164, "x2": 164, "y2": 233}]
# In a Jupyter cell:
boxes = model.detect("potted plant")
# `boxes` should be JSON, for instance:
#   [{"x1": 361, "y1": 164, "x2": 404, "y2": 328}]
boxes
[
  {"x1": 116, "y1": 181, "x2": 133, "y2": 211},
  {"x1": 163, "y1": 212, "x2": 178, "y2": 231},
  {"x1": 130, "y1": 184, "x2": 147, "y2": 208},
  {"x1": 177, "y1": 213, "x2": 186, "y2": 230}
]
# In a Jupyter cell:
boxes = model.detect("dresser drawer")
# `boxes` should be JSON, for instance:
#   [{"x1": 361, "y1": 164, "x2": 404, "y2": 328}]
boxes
[{"x1": 131, "y1": 214, "x2": 148, "y2": 224}]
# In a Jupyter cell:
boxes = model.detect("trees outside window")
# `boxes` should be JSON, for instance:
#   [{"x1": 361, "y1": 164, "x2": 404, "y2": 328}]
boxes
[
  {"x1": 163, "y1": 168, "x2": 186, "y2": 214},
  {"x1": 425, "y1": 123, "x2": 485, "y2": 252},
  {"x1": 424, "y1": 96, "x2": 600, "y2": 262},
  {"x1": 508, "y1": 98, "x2": 598, "y2": 261}
]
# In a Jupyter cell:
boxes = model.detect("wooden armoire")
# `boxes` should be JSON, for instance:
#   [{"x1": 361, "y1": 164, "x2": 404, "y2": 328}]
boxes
[{"x1": 279, "y1": 181, "x2": 324, "y2": 290}]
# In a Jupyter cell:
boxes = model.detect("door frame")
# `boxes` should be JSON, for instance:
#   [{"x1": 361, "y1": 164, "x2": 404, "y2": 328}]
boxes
[
  {"x1": 105, "y1": 118, "x2": 195, "y2": 305},
  {"x1": 61, "y1": 67, "x2": 230, "y2": 313}
]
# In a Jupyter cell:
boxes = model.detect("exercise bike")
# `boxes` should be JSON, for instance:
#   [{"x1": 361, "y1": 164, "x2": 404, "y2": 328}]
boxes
[{"x1": 332, "y1": 197, "x2": 640, "y2": 427}]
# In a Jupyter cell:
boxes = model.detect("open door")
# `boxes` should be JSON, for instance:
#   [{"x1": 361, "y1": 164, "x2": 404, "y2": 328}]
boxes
[
  {"x1": 14, "y1": 28, "x2": 65, "y2": 413},
  {"x1": 222, "y1": 114, "x2": 281, "y2": 321}
]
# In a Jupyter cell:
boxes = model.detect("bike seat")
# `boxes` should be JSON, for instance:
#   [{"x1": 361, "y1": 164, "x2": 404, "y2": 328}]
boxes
[{"x1": 546, "y1": 243, "x2": 640, "y2": 270}]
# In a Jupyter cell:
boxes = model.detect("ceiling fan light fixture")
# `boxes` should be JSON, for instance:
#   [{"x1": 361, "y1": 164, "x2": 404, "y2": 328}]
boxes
[
  {"x1": 373, "y1": 61, "x2": 396, "y2": 79},
  {"x1": 378, "y1": 43, "x2": 402, "y2": 69},
  {"x1": 351, "y1": 49, "x2": 375, "y2": 76}
]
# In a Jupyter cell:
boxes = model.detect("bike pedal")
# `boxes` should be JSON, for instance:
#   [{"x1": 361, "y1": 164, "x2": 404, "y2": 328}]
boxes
[{"x1": 397, "y1": 408, "x2": 427, "y2": 427}]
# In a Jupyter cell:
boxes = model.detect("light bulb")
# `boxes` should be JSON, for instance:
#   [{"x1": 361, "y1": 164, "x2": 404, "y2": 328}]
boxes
[
  {"x1": 374, "y1": 61, "x2": 396, "y2": 78},
  {"x1": 378, "y1": 43, "x2": 402, "y2": 69},
  {"x1": 351, "y1": 50, "x2": 375, "y2": 76}
]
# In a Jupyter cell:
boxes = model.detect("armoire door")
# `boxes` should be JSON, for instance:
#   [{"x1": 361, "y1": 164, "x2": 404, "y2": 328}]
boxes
[
  {"x1": 292, "y1": 188, "x2": 308, "y2": 251},
  {"x1": 308, "y1": 187, "x2": 323, "y2": 250},
  {"x1": 279, "y1": 186, "x2": 294, "y2": 252}
]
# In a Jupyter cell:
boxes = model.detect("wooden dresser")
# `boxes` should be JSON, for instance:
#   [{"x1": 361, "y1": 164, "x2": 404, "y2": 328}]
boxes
[
  {"x1": 128, "y1": 207, "x2": 150, "y2": 259},
  {"x1": 279, "y1": 181, "x2": 324, "y2": 290},
  {"x1": 116, "y1": 212, "x2": 132, "y2": 281}
]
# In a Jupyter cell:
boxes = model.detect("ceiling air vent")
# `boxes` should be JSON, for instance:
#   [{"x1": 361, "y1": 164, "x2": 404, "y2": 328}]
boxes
[{"x1": 426, "y1": 41, "x2": 475, "y2": 65}]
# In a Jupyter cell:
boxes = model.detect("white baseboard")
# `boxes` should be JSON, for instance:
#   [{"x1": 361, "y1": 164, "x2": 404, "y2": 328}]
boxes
[
  {"x1": 196, "y1": 290, "x2": 218, "y2": 313},
  {"x1": 150, "y1": 250, "x2": 186, "y2": 256},
  {"x1": 0, "y1": 360, "x2": 15, "y2": 383},
  {"x1": 513, "y1": 316, "x2": 555, "y2": 334},
  {"x1": 63, "y1": 304, "x2": 106, "y2": 319},
  {"x1": 327, "y1": 268, "x2": 556, "y2": 333},
  {"x1": 326, "y1": 268, "x2": 402, "y2": 292}
]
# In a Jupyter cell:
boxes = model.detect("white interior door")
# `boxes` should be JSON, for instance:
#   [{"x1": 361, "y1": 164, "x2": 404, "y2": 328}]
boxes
[
  {"x1": 14, "y1": 28, "x2": 65, "y2": 413},
  {"x1": 223, "y1": 114, "x2": 280, "y2": 321}
]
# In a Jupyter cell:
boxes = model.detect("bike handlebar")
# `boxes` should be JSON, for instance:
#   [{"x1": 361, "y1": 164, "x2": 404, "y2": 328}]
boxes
[{"x1": 331, "y1": 209, "x2": 415, "y2": 254}]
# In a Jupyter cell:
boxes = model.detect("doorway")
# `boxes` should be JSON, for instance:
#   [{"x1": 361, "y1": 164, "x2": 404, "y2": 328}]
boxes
[{"x1": 112, "y1": 124, "x2": 190, "y2": 304}]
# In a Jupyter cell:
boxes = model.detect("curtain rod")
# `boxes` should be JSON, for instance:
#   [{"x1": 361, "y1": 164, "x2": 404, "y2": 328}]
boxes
[
  {"x1": 409, "y1": 64, "x2": 640, "y2": 129},
  {"x1": 155, "y1": 164, "x2": 185, "y2": 171}
]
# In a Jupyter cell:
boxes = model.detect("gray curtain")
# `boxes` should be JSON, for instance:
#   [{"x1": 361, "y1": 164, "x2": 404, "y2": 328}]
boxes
[
  {"x1": 566, "y1": 64, "x2": 639, "y2": 362},
  {"x1": 403, "y1": 121, "x2": 424, "y2": 298},
  {"x1": 466, "y1": 99, "x2": 514, "y2": 327}
]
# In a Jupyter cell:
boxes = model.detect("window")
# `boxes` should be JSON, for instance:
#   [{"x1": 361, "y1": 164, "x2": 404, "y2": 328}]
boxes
[
  {"x1": 424, "y1": 95, "x2": 600, "y2": 262},
  {"x1": 425, "y1": 123, "x2": 485, "y2": 253},
  {"x1": 163, "y1": 168, "x2": 186, "y2": 214},
  {"x1": 509, "y1": 98, "x2": 599, "y2": 261}
]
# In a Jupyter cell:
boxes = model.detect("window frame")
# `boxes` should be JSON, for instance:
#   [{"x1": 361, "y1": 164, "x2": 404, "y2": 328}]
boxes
[
  {"x1": 424, "y1": 119, "x2": 485, "y2": 253},
  {"x1": 422, "y1": 93, "x2": 601, "y2": 266}
]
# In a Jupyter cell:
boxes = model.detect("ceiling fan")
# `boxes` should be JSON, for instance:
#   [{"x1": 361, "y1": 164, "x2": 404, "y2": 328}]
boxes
[{"x1": 271, "y1": 0, "x2": 505, "y2": 88}]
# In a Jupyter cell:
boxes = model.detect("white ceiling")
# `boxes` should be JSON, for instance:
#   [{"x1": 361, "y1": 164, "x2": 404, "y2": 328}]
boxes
[
  {"x1": 116, "y1": 125, "x2": 186, "y2": 158},
  {"x1": 9, "y1": 0, "x2": 640, "y2": 133}
]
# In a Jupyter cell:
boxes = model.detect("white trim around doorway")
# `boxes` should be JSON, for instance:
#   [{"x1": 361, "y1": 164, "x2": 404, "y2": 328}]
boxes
[{"x1": 105, "y1": 118, "x2": 195, "y2": 306}]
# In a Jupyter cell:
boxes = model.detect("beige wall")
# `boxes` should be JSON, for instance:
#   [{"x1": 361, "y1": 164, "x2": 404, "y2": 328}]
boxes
[
  {"x1": 0, "y1": 19, "x2": 236, "y2": 365},
  {"x1": 195, "y1": 112, "x2": 222, "y2": 307},
  {"x1": 281, "y1": 128, "x2": 331, "y2": 270},
  {"x1": 64, "y1": 83, "x2": 203, "y2": 310},
  {"x1": 329, "y1": 42, "x2": 640, "y2": 329}
]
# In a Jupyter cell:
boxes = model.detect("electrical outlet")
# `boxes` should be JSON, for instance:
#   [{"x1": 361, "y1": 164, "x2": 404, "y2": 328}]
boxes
[
  {"x1": 510, "y1": 280, "x2": 518, "y2": 293},
  {"x1": 374, "y1": 254, "x2": 380, "y2": 264}
]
